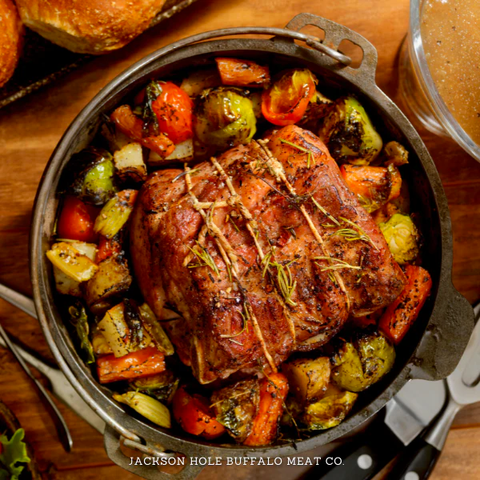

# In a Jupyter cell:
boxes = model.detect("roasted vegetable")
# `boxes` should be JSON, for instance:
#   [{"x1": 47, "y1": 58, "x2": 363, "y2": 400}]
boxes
[
  {"x1": 379, "y1": 213, "x2": 420, "y2": 265},
  {"x1": 194, "y1": 87, "x2": 257, "y2": 149},
  {"x1": 211, "y1": 379, "x2": 260, "y2": 443},
  {"x1": 113, "y1": 391, "x2": 171, "y2": 428},
  {"x1": 94, "y1": 189, "x2": 138, "y2": 239},
  {"x1": 331, "y1": 329, "x2": 396, "y2": 393},
  {"x1": 379, "y1": 265, "x2": 432, "y2": 344},
  {"x1": 69, "y1": 147, "x2": 117, "y2": 205},
  {"x1": 113, "y1": 142, "x2": 147, "y2": 183},
  {"x1": 84, "y1": 256, "x2": 132, "y2": 315},
  {"x1": 130, "y1": 371, "x2": 179, "y2": 404},
  {"x1": 215, "y1": 57, "x2": 270, "y2": 88},
  {"x1": 319, "y1": 96, "x2": 383, "y2": 165},
  {"x1": 180, "y1": 68, "x2": 221, "y2": 97},
  {"x1": 341, "y1": 164, "x2": 402, "y2": 212},
  {"x1": 282, "y1": 357, "x2": 331, "y2": 404},
  {"x1": 297, "y1": 90, "x2": 333, "y2": 131},
  {"x1": 101, "y1": 121, "x2": 132, "y2": 152},
  {"x1": 148, "y1": 139, "x2": 194, "y2": 165},
  {"x1": 96, "y1": 234, "x2": 122, "y2": 263},
  {"x1": 243, "y1": 373, "x2": 289, "y2": 446},
  {"x1": 137, "y1": 302, "x2": 174, "y2": 356},
  {"x1": 97, "y1": 302, "x2": 151, "y2": 357},
  {"x1": 110, "y1": 105, "x2": 175, "y2": 158},
  {"x1": 56, "y1": 196, "x2": 98, "y2": 243},
  {"x1": 383, "y1": 141, "x2": 409, "y2": 167},
  {"x1": 91, "y1": 328, "x2": 113, "y2": 355},
  {"x1": 68, "y1": 302, "x2": 95, "y2": 364},
  {"x1": 262, "y1": 69, "x2": 317, "y2": 126},
  {"x1": 172, "y1": 386, "x2": 226, "y2": 440},
  {"x1": 302, "y1": 387, "x2": 358, "y2": 430},
  {"x1": 46, "y1": 242, "x2": 98, "y2": 283},
  {"x1": 97, "y1": 346, "x2": 165, "y2": 384}
]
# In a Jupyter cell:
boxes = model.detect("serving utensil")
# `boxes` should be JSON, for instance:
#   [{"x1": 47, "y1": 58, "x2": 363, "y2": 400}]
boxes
[
  {"x1": 388, "y1": 302, "x2": 480, "y2": 479},
  {"x1": 0, "y1": 283, "x2": 105, "y2": 435}
]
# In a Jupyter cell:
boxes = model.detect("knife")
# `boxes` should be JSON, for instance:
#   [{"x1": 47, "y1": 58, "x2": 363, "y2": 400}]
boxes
[
  {"x1": 301, "y1": 378, "x2": 446, "y2": 480},
  {"x1": 0, "y1": 283, "x2": 106, "y2": 434}
]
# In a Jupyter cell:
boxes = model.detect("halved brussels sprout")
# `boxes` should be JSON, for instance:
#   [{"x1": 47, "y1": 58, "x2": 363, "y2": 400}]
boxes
[
  {"x1": 211, "y1": 378, "x2": 260, "y2": 443},
  {"x1": 379, "y1": 213, "x2": 420, "y2": 265},
  {"x1": 332, "y1": 329, "x2": 396, "y2": 393},
  {"x1": 129, "y1": 370, "x2": 179, "y2": 405},
  {"x1": 68, "y1": 147, "x2": 117, "y2": 205},
  {"x1": 194, "y1": 87, "x2": 257, "y2": 150},
  {"x1": 319, "y1": 96, "x2": 383, "y2": 165}
]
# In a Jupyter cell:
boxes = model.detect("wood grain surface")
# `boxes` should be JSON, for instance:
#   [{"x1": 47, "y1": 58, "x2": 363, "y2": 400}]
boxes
[{"x1": 1, "y1": 0, "x2": 479, "y2": 478}]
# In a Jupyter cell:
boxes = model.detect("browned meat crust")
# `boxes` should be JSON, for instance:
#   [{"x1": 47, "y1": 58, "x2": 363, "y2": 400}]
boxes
[{"x1": 130, "y1": 125, "x2": 406, "y2": 384}]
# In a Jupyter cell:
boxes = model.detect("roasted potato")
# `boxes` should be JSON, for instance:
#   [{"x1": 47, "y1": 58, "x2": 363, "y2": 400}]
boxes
[
  {"x1": 113, "y1": 142, "x2": 147, "y2": 183},
  {"x1": 282, "y1": 357, "x2": 331, "y2": 404},
  {"x1": 332, "y1": 329, "x2": 396, "y2": 393}
]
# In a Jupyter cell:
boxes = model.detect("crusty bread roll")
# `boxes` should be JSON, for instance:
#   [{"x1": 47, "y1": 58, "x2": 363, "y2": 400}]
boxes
[
  {"x1": 15, "y1": 0, "x2": 168, "y2": 55},
  {"x1": 0, "y1": 0, "x2": 24, "y2": 87}
]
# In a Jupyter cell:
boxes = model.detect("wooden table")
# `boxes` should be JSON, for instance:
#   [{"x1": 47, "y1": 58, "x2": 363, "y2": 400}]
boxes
[{"x1": 0, "y1": 0, "x2": 479, "y2": 478}]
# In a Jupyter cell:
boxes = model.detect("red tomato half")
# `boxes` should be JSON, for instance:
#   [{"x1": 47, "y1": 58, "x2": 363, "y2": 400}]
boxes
[
  {"x1": 57, "y1": 196, "x2": 98, "y2": 243},
  {"x1": 261, "y1": 69, "x2": 316, "y2": 126},
  {"x1": 152, "y1": 82, "x2": 193, "y2": 144}
]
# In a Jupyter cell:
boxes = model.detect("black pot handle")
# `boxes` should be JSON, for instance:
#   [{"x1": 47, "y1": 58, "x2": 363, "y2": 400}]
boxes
[
  {"x1": 104, "y1": 424, "x2": 206, "y2": 480},
  {"x1": 301, "y1": 414, "x2": 404, "y2": 480},
  {"x1": 410, "y1": 284, "x2": 474, "y2": 381}
]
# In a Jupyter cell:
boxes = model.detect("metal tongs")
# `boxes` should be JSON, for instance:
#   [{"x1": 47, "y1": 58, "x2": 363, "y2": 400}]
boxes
[{"x1": 0, "y1": 283, "x2": 105, "y2": 451}]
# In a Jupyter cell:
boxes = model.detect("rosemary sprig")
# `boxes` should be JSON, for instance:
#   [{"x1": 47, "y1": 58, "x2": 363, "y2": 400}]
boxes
[
  {"x1": 311, "y1": 198, "x2": 341, "y2": 226},
  {"x1": 279, "y1": 138, "x2": 314, "y2": 168},
  {"x1": 358, "y1": 194, "x2": 378, "y2": 213},
  {"x1": 314, "y1": 256, "x2": 361, "y2": 272},
  {"x1": 187, "y1": 241, "x2": 220, "y2": 277},
  {"x1": 262, "y1": 249, "x2": 298, "y2": 306},
  {"x1": 334, "y1": 228, "x2": 370, "y2": 242},
  {"x1": 226, "y1": 213, "x2": 241, "y2": 233},
  {"x1": 338, "y1": 216, "x2": 378, "y2": 250},
  {"x1": 328, "y1": 271, "x2": 338, "y2": 285}
]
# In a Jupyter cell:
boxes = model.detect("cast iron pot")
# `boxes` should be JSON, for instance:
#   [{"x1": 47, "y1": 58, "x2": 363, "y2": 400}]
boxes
[{"x1": 30, "y1": 13, "x2": 474, "y2": 480}]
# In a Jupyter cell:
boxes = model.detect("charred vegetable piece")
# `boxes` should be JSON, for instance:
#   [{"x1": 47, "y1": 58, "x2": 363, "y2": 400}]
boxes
[
  {"x1": 113, "y1": 142, "x2": 147, "y2": 183},
  {"x1": 69, "y1": 147, "x2": 117, "y2": 206},
  {"x1": 172, "y1": 386, "x2": 226, "y2": 440},
  {"x1": 149, "y1": 139, "x2": 194, "y2": 165},
  {"x1": 302, "y1": 388, "x2": 358, "y2": 430},
  {"x1": 96, "y1": 234, "x2": 122, "y2": 263},
  {"x1": 137, "y1": 303, "x2": 174, "y2": 356},
  {"x1": 101, "y1": 121, "x2": 132, "y2": 153},
  {"x1": 211, "y1": 379, "x2": 260, "y2": 443},
  {"x1": 215, "y1": 57, "x2": 270, "y2": 88},
  {"x1": 379, "y1": 213, "x2": 420, "y2": 265},
  {"x1": 97, "y1": 302, "x2": 151, "y2": 357},
  {"x1": 297, "y1": 90, "x2": 333, "y2": 131},
  {"x1": 110, "y1": 105, "x2": 175, "y2": 158},
  {"x1": 379, "y1": 265, "x2": 432, "y2": 344},
  {"x1": 92, "y1": 328, "x2": 113, "y2": 355},
  {"x1": 331, "y1": 329, "x2": 396, "y2": 393},
  {"x1": 194, "y1": 87, "x2": 257, "y2": 150},
  {"x1": 319, "y1": 96, "x2": 383, "y2": 165},
  {"x1": 372, "y1": 202, "x2": 400, "y2": 225},
  {"x1": 341, "y1": 164, "x2": 402, "y2": 212},
  {"x1": 96, "y1": 346, "x2": 165, "y2": 384},
  {"x1": 282, "y1": 357, "x2": 331, "y2": 405},
  {"x1": 68, "y1": 302, "x2": 95, "y2": 364},
  {"x1": 46, "y1": 242, "x2": 98, "y2": 283},
  {"x1": 180, "y1": 68, "x2": 222, "y2": 97},
  {"x1": 261, "y1": 69, "x2": 317, "y2": 126},
  {"x1": 243, "y1": 373, "x2": 289, "y2": 446},
  {"x1": 94, "y1": 189, "x2": 138, "y2": 239},
  {"x1": 130, "y1": 371, "x2": 179, "y2": 404},
  {"x1": 113, "y1": 391, "x2": 171, "y2": 428},
  {"x1": 383, "y1": 141, "x2": 409, "y2": 167},
  {"x1": 57, "y1": 196, "x2": 98, "y2": 243},
  {"x1": 150, "y1": 81, "x2": 194, "y2": 144},
  {"x1": 84, "y1": 256, "x2": 132, "y2": 315}
]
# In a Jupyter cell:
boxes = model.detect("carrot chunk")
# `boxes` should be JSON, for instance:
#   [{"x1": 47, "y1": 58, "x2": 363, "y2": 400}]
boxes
[{"x1": 215, "y1": 57, "x2": 270, "y2": 88}]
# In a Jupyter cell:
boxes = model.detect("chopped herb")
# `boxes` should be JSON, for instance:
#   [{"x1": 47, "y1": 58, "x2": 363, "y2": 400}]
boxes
[
  {"x1": 187, "y1": 241, "x2": 220, "y2": 277},
  {"x1": 142, "y1": 81, "x2": 163, "y2": 137},
  {"x1": 338, "y1": 216, "x2": 377, "y2": 250},
  {"x1": 334, "y1": 228, "x2": 369, "y2": 242},
  {"x1": 279, "y1": 138, "x2": 315, "y2": 168},
  {"x1": 314, "y1": 256, "x2": 361, "y2": 272},
  {"x1": 262, "y1": 248, "x2": 297, "y2": 306}
]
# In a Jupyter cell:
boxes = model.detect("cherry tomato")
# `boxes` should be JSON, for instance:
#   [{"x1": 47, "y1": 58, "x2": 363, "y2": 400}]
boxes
[
  {"x1": 261, "y1": 69, "x2": 316, "y2": 126},
  {"x1": 172, "y1": 386, "x2": 226, "y2": 440},
  {"x1": 57, "y1": 196, "x2": 98, "y2": 242},
  {"x1": 152, "y1": 82, "x2": 193, "y2": 144}
]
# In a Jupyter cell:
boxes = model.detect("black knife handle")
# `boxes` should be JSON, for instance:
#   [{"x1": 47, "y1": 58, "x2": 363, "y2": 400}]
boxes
[
  {"x1": 302, "y1": 416, "x2": 404, "y2": 480},
  {"x1": 387, "y1": 436, "x2": 441, "y2": 480}
]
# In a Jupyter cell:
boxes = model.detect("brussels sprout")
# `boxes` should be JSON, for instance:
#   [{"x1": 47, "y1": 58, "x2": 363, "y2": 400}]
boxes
[
  {"x1": 194, "y1": 87, "x2": 257, "y2": 149},
  {"x1": 319, "y1": 96, "x2": 383, "y2": 165},
  {"x1": 302, "y1": 389, "x2": 358, "y2": 430},
  {"x1": 332, "y1": 329, "x2": 396, "y2": 393},
  {"x1": 130, "y1": 371, "x2": 179, "y2": 404},
  {"x1": 379, "y1": 213, "x2": 419, "y2": 265},
  {"x1": 383, "y1": 141, "x2": 409, "y2": 167},
  {"x1": 211, "y1": 378, "x2": 260, "y2": 443},
  {"x1": 69, "y1": 147, "x2": 117, "y2": 205},
  {"x1": 68, "y1": 301, "x2": 95, "y2": 364}
]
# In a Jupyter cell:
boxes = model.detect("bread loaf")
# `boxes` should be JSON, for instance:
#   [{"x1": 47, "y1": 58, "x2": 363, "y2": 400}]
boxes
[
  {"x1": 16, "y1": 0, "x2": 168, "y2": 55},
  {"x1": 0, "y1": 0, "x2": 24, "y2": 87}
]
